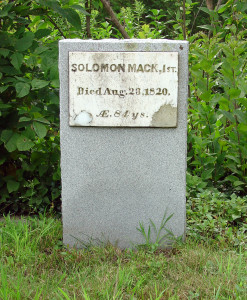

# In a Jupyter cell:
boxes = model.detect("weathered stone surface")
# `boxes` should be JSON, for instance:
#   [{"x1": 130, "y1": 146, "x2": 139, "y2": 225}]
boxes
[
  {"x1": 59, "y1": 39, "x2": 188, "y2": 248},
  {"x1": 69, "y1": 51, "x2": 178, "y2": 127}
]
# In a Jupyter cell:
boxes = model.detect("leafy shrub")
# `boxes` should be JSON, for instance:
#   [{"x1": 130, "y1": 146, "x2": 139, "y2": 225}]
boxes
[
  {"x1": 187, "y1": 191, "x2": 247, "y2": 249},
  {"x1": 188, "y1": 4, "x2": 247, "y2": 194},
  {"x1": 0, "y1": 0, "x2": 88, "y2": 214},
  {"x1": 0, "y1": 1, "x2": 59, "y2": 213}
]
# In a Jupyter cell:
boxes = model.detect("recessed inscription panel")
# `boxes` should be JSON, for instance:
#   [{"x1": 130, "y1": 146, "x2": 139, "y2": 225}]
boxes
[{"x1": 69, "y1": 52, "x2": 178, "y2": 127}]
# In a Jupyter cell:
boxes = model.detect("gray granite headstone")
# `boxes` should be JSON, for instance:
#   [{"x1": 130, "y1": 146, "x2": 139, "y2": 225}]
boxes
[{"x1": 59, "y1": 39, "x2": 188, "y2": 248}]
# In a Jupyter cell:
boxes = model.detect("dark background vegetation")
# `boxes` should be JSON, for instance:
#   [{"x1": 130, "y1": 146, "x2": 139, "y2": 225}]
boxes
[{"x1": 0, "y1": 0, "x2": 246, "y2": 216}]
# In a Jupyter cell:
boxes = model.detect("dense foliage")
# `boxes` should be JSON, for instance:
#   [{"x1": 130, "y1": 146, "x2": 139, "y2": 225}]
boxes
[
  {"x1": 187, "y1": 191, "x2": 247, "y2": 248},
  {"x1": 188, "y1": 20, "x2": 247, "y2": 195},
  {"x1": 0, "y1": 0, "x2": 246, "y2": 214}
]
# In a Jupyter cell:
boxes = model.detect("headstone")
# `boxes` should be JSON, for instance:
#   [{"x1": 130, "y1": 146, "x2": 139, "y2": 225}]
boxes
[{"x1": 59, "y1": 39, "x2": 188, "y2": 248}]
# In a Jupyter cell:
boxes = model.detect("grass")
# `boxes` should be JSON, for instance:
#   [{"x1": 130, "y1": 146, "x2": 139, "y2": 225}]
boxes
[{"x1": 0, "y1": 214, "x2": 246, "y2": 299}]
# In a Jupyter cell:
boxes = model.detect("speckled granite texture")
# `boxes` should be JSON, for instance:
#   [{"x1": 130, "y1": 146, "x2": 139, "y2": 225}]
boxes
[{"x1": 59, "y1": 39, "x2": 188, "y2": 248}]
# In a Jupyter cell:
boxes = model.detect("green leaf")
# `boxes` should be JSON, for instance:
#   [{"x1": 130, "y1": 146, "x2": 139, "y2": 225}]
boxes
[
  {"x1": 39, "y1": 0, "x2": 63, "y2": 13},
  {"x1": 6, "y1": 134, "x2": 19, "y2": 152},
  {"x1": 40, "y1": 0, "x2": 81, "y2": 30},
  {"x1": 1, "y1": 130, "x2": 19, "y2": 152},
  {"x1": 1, "y1": 130, "x2": 12, "y2": 143},
  {"x1": 227, "y1": 88, "x2": 241, "y2": 99},
  {"x1": 0, "y1": 48, "x2": 10, "y2": 58},
  {"x1": 201, "y1": 168, "x2": 214, "y2": 180},
  {"x1": 219, "y1": 97, "x2": 229, "y2": 111},
  {"x1": 19, "y1": 117, "x2": 31, "y2": 122},
  {"x1": 16, "y1": 135, "x2": 35, "y2": 151},
  {"x1": 16, "y1": 32, "x2": 34, "y2": 52},
  {"x1": 217, "y1": 3, "x2": 230, "y2": 14},
  {"x1": 39, "y1": 165, "x2": 48, "y2": 176},
  {"x1": 7, "y1": 180, "x2": 20, "y2": 193},
  {"x1": 138, "y1": 32, "x2": 146, "y2": 39},
  {"x1": 199, "y1": 7, "x2": 211, "y2": 14},
  {"x1": 231, "y1": 214, "x2": 241, "y2": 220},
  {"x1": 0, "y1": 157, "x2": 6, "y2": 165},
  {"x1": 235, "y1": 111, "x2": 246, "y2": 124},
  {"x1": 238, "y1": 79, "x2": 247, "y2": 96},
  {"x1": 215, "y1": 120, "x2": 222, "y2": 127},
  {"x1": 50, "y1": 79, "x2": 59, "y2": 88},
  {"x1": 221, "y1": 110, "x2": 236, "y2": 123},
  {"x1": 33, "y1": 121, "x2": 47, "y2": 138},
  {"x1": 0, "y1": 2, "x2": 14, "y2": 17},
  {"x1": 233, "y1": 181, "x2": 245, "y2": 187},
  {"x1": 34, "y1": 117, "x2": 50, "y2": 124},
  {"x1": 15, "y1": 82, "x2": 30, "y2": 98},
  {"x1": 0, "y1": 86, "x2": 8, "y2": 93},
  {"x1": 0, "y1": 66, "x2": 19, "y2": 75},
  {"x1": 225, "y1": 155, "x2": 240, "y2": 164},
  {"x1": 197, "y1": 25, "x2": 214, "y2": 31},
  {"x1": 34, "y1": 45, "x2": 49, "y2": 55},
  {"x1": 224, "y1": 175, "x2": 239, "y2": 183},
  {"x1": 26, "y1": 55, "x2": 37, "y2": 68},
  {"x1": 10, "y1": 52, "x2": 23, "y2": 70},
  {"x1": 71, "y1": 4, "x2": 90, "y2": 15},
  {"x1": 238, "y1": 123, "x2": 247, "y2": 134},
  {"x1": 0, "y1": 101, "x2": 11, "y2": 108},
  {"x1": 35, "y1": 29, "x2": 52, "y2": 39},
  {"x1": 61, "y1": 8, "x2": 81, "y2": 30},
  {"x1": 22, "y1": 125, "x2": 35, "y2": 140},
  {"x1": 31, "y1": 79, "x2": 49, "y2": 90},
  {"x1": 14, "y1": 76, "x2": 29, "y2": 83},
  {"x1": 50, "y1": 93, "x2": 59, "y2": 104},
  {"x1": 0, "y1": 32, "x2": 16, "y2": 48},
  {"x1": 49, "y1": 65, "x2": 59, "y2": 80},
  {"x1": 92, "y1": 0, "x2": 103, "y2": 10}
]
